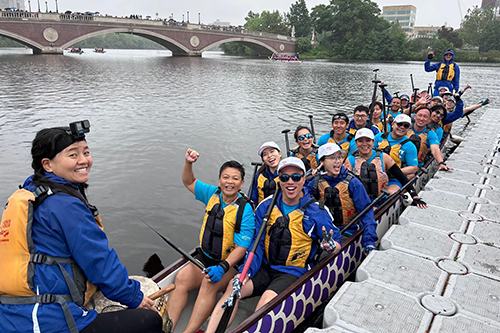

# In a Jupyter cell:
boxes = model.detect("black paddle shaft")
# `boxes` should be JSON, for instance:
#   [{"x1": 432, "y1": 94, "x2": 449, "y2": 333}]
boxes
[
  {"x1": 282, "y1": 129, "x2": 291, "y2": 156},
  {"x1": 368, "y1": 78, "x2": 382, "y2": 128},
  {"x1": 247, "y1": 162, "x2": 262, "y2": 198},
  {"x1": 379, "y1": 83, "x2": 388, "y2": 133},
  {"x1": 308, "y1": 115, "x2": 316, "y2": 144},
  {"x1": 340, "y1": 189, "x2": 388, "y2": 234},
  {"x1": 139, "y1": 218, "x2": 205, "y2": 271}
]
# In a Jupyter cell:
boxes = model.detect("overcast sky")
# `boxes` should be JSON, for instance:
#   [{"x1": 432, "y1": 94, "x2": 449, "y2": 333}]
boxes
[{"x1": 38, "y1": 0, "x2": 481, "y2": 29}]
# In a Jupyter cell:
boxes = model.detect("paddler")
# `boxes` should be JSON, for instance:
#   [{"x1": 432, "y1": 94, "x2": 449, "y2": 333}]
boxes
[
  {"x1": 425, "y1": 49, "x2": 460, "y2": 96},
  {"x1": 0, "y1": 122, "x2": 162, "y2": 333},
  {"x1": 205, "y1": 157, "x2": 340, "y2": 333},
  {"x1": 374, "y1": 114, "x2": 418, "y2": 179},
  {"x1": 250, "y1": 141, "x2": 282, "y2": 205},
  {"x1": 307, "y1": 143, "x2": 378, "y2": 254},
  {"x1": 317, "y1": 112, "x2": 351, "y2": 159},
  {"x1": 166, "y1": 149, "x2": 255, "y2": 333},
  {"x1": 408, "y1": 107, "x2": 453, "y2": 171},
  {"x1": 290, "y1": 125, "x2": 319, "y2": 171},
  {"x1": 347, "y1": 105, "x2": 380, "y2": 155},
  {"x1": 346, "y1": 129, "x2": 427, "y2": 208}
]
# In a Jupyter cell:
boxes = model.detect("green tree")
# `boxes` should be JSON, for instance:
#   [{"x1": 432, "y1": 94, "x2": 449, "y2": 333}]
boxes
[
  {"x1": 296, "y1": 36, "x2": 312, "y2": 53},
  {"x1": 479, "y1": 20, "x2": 500, "y2": 52},
  {"x1": 244, "y1": 10, "x2": 288, "y2": 35},
  {"x1": 438, "y1": 26, "x2": 462, "y2": 49},
  {"x1": 288, "y1": 0, "x2": 312, "y2": 37},
  {"x1": 310, "y1": 4, "x2": 333, "y2": 34},
  {"x1": 430, "y1": 38, "x2": 454, "y2": 58},
  {"x1": 459, "y1": 6, "x2": 495, "y2": 47}
]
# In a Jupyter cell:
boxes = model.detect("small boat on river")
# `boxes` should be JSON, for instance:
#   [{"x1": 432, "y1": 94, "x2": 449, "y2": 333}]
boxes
[
  {"x1": 151, "y1": 137, "x2": 447, "y2": 333},
  {"x1": 93, "y1": 48, "x2": 106, "y2": 54},
  {"x1": 269, "y1": 54, "x2": 301, "y2": 62}
]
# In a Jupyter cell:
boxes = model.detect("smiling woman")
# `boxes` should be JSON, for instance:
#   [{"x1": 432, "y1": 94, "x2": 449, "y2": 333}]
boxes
[{"x1": 0, "y1": 121, "x2": 162, "y2": 333}]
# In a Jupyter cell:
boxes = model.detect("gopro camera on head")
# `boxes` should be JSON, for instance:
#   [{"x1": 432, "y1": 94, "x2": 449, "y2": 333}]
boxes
[{"x1": 69, "y1": 120, "x2": 90, "y2": 138}]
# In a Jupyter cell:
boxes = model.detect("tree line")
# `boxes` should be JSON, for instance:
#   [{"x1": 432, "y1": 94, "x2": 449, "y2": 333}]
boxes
[{"x1": 222, "y1": 0, "x2": 500, "y2": 62}]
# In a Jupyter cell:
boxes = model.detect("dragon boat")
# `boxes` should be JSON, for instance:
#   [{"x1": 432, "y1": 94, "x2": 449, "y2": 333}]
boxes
[{"x1": 151, "y1": 138, "x2": 446, "y2": 333}]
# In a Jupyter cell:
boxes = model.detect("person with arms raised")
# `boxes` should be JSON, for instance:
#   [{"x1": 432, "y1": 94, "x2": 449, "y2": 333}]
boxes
[{"x1": 166, "y1": 149, "x2": 255, "y2": 333}]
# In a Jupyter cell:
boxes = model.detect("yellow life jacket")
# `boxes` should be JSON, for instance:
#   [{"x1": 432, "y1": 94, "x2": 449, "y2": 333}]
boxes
[
  {"x1": 290, "y1": 145, "x2": 319, "y2": 170},
  {"x1": 375, "y1": 122, "x2": 384, "y2": 132},
  {"x1": 312, "y1": 174, "x2": 358, "y2": 228},
  {"x1": 327, "y1": 131, "x2": 352, "y2": 159},
  {"x1": 264, "y1": 199, "x2": 316, "y2": 268},
  {"x1": 257, "y1": 171, "x2": 279, "y2": 204},
  {"x1": 377, "y1": 133, "x2": 411, "y2": 168},
  {"x1": 406, "y1": 128, "x2": 431, "y2": 164},
  {"x1": 199, "y1": 189, "x2": 251, "y2": 261},
  {"x1": 436, "y1": 63, "x2": 455, "y2": 82},
  {"x1": 0, "y1": 186, "x2": 101, "y2": 333},
  {"x1": 352, "y1": 150, "x2": 389, "y2": 200}
]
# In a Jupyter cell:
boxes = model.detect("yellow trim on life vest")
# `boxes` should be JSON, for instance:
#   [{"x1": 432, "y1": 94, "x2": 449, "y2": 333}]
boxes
[
  {"x1": 264, "y1": 206, "x2": 312, "y2": 268},
  {"x1": 436, "y1": 63, "x2": 455, "y2": 82},
  {"x1": 316, "y1": 178, "x2": 357, "y2": 226},
  {"x1": 257, "y1": 173, "x2": 279, "y2": 204},
  {"x1": 353, "y1": 153, "x2": 389, "y2": 196}
]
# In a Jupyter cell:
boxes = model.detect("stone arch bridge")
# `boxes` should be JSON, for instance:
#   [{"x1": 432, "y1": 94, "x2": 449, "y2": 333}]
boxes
[{"x1": 0, "y1": 12, "x2": 296, "y2": 56}]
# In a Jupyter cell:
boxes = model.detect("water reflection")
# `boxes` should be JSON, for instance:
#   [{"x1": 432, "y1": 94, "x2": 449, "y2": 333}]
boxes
[{"x1": 0, "y1": 48, "x2": 498, "y2": 274}]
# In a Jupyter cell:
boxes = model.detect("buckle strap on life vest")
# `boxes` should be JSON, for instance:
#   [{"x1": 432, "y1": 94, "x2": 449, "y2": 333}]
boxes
[{"x1": 0, "y1": 294, "x2": 79, "y2": 333}]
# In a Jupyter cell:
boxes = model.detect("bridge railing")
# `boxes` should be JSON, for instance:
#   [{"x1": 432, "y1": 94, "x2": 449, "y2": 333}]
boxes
[
  {"x1": 0, "y1": 11, "x2": 38, "y2": 19},
  {"x1": 59, "y1": 14, "x2": 94, "y2": 21}
]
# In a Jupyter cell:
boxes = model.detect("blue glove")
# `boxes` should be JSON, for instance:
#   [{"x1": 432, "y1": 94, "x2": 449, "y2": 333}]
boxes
[
  {"x1": 205, "y1": 260, "x2": 230, "y2": 283},
  {"x1": 363, "y1": 245, "x2": 377, "y2": 256}
]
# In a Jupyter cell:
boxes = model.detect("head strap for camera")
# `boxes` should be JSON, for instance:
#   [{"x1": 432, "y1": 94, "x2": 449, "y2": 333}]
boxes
[{"x1": 52, "y1": 120, "x2": 90, "y2": 158}]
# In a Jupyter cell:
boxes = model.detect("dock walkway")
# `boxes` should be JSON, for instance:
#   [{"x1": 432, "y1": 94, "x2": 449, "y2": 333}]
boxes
[{"x1": 310, "y1": 108, "x2": 500, "y2": 333}]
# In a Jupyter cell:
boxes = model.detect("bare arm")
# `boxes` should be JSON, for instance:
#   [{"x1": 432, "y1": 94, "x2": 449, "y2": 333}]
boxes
[
  {"x1": 182, "y1": 148, "x2": 200, "y2": 194},
  {"x1": 430, "y1": 144, "x2": 453, "y2": 171},
  {"x1": 401, "y1": 165, "x2": 418, "y2": 177}
]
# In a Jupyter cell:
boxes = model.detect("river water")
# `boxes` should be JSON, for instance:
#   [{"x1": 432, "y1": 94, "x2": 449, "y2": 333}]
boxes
[{"x1": 0, "y1": 48, "x2": 498, "y2": 275}]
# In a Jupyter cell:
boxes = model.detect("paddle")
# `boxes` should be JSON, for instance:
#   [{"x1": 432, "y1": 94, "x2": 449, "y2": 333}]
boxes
[
  {"x1": 340, "y1": 189, "x2": 389, "y2": 234},
  {"x1": 247, "y1": 162, "x2": 262, "y2": 199},
  {"x1": 281, "y1": 129, "x2": 291, "y2": 156},
  {"x1": 215, "y1": 186, "x2": 282, "y2": 333},
  {"x1": 379, "y1": 83, "x2": 388, "y2": 133},
  {"x1": 139, "y1": 218, "x2": 205, "y2": 272},
  {"x1": 367, "y1": 69, "x2": 381, "y2": 128},
  {"x1": 308, "y1": 115, "x2": 316, "y2": 144}
]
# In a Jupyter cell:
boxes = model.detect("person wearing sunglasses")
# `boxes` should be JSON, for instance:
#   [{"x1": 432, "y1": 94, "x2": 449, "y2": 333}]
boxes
[
  {"x1": 317, "y1": 113, "x2": 351, "y2": 160},
  {"x1": 167, "y1": 149, "x2": 255, "y2": 333},
  {"x1": 407, "y1": 108, "x2": 452, "y2": 171},
  {"x1": 428, "y1": 105, "x2": 448, "y2": 142},
  {"x1": 374, "y1": 114, "x2": 418, "y2": 179},
  {"x1": 307, "y1": 143, "x2": 378, "y2": 255},
  {"x1": 346, "y1": 129, "x2": 427, "y2": 208},
  {"x1": 250, "y1": 142, "x2": 282, "y2": 205},
  {"x1": 290, "y1": 126, "x2": 319, "y2": 171},
  {"x1": 205, "y1": 157, "x2": 341, "y2": 332}
]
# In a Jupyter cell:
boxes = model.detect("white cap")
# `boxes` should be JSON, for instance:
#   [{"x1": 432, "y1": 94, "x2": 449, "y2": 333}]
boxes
[
  {"x1": 258, "y1": 141, "x2": 281, "y2": 156},
  {"x1": 318, "y1": 143, "x2": 341, "y2": 160},
  {"x1": 439, "y1": 87, "x2": 452, "y2": 95},
  {"x1": 431, "y1": 96, "x2": 444, "y2": 103},
  {"x1": 277, "y1": 157, "x2": 306, "y2": 174},
  {"x1": 393, "y1": 114, "x2": 412, "y2": 124},
  {"x1": 355, "y1": 128, "x2": 375, "y2": 141}
]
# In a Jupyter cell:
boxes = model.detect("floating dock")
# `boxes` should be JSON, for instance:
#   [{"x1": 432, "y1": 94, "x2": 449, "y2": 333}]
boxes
[{"x1": 312, "y1": 108, "x2": 500, "y2": 333}]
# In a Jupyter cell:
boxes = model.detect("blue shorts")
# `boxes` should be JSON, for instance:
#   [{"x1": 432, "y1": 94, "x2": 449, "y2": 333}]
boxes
[{"x1": 388, "y1": 178, "x2": 401, "y2": 188}]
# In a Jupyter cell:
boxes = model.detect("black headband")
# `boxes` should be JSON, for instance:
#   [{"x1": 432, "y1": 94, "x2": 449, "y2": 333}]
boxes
[{"x1": 51, "y1": 127, "x2": 86, "y2": 158}]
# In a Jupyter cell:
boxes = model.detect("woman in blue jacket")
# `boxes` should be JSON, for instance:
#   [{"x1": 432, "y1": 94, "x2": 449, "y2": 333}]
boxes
[
  {"x1": 425, "y1": 49, "x2": 460, "y2": 96},
  {"x1": 0, "y1": 122, "x2": 161, "y2": 333}
]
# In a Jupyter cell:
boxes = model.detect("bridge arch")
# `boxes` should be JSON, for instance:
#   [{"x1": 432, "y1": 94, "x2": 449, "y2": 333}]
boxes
[
  {"x1": 61, "y1": 28, "x2": 191, "y2": 55},
  {"x1": 200, "y1": 37, "x2": 279, "y2": 56},
  {"x1": 0, "y1": 29, "x2": 44, "y2": 52}
]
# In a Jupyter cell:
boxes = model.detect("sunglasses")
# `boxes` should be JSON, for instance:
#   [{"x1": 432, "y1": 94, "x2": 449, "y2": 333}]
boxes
[
  {"x1": 279, "y1": 173, "x2": 303, "y2": 182},
  {"x1": 298, "y1": 133, "x2": 313, "y2": 141},
  {"x1": 433, "y1": 112, "x2": 445, "y2": 119},
  {"x1": 333, "y1": 114, "x2": 348, "y2": 121},
  {"x1": 396, "y1": 122, "x2": 411, "y2": 129}
]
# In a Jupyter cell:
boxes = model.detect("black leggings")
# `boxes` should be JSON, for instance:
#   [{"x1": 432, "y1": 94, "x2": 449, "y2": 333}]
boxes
[{"x1": 81, "y1": 308, "x2": 163, "y2": 333}]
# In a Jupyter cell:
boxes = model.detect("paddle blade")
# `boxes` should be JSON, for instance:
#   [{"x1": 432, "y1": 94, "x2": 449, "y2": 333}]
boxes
[{"x1": 142, "y1": 253, "x2": 165, "y2": 278}]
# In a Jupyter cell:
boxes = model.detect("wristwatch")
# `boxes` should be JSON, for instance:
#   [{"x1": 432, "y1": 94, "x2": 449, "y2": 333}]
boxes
[{"x1": 439, "y1": 161, "x2": 446, "y2": 166}]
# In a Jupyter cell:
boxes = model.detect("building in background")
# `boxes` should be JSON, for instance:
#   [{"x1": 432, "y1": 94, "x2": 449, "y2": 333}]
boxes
[
  {"x1": 211, "y1": 19, "x2": 231, "y2": 27},
  {"x1": 0, "y1": 0, "x2": 25, "y2": 10},
  {"x1": 413, "y1": 26, "x2": 441, "y2": 39},
  {"x1": 381, "y1": 5, "x2": 417, "y2": 36},
  {"x1": 481, "y1": 0, "x2": 500, "y2": 17}
]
